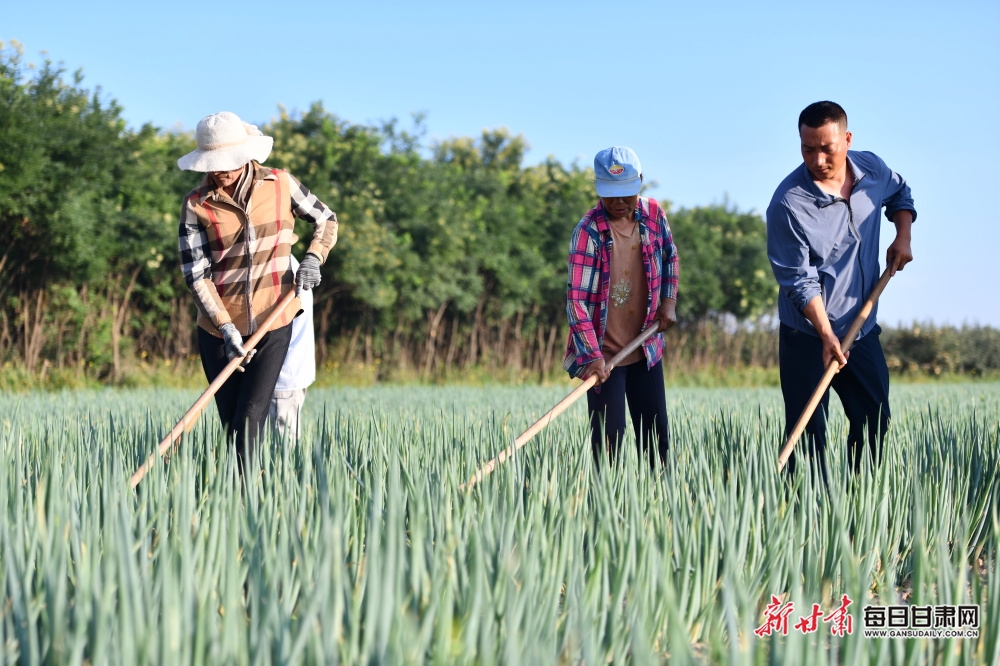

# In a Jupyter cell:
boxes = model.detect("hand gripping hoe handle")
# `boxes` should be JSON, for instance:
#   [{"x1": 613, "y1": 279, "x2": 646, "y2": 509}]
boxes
[
  {"x1": 130, "y1": 289, "x2": 299, "y2": 489},
  {"x1": 462, "y1": 323, "x2": 662, "y2": 490},
  {"x1": 777, "y1": 267, "x2": 892, "y2": 471}
]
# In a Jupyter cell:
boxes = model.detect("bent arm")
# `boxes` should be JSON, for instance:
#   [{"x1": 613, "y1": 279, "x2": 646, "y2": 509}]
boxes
[
  {"x1": 766, "y1": 202, "x2": 821, "y2": 310},
  {"x1": 802, "y1": 296, "x2": 847, "y2": 369},
  {"x1": 886, "y1": 210, "x2": 913, "y2": 276},
  {"x1": 656, "y1": 208, "x2": 679, "y2": 329},
  {"x1": 660, "y1": 209, "x2": 679, "y2": 301},
  {"x1": 178, "y1": 201, "x2": 230, "y2": 331},
  {"x1": 287, "y1": 172, "x2": 338, "y2": 263},
  {"x1": 881, "y1": 160, "x2": 917, "y2": 225},
  {"x1": 566, "y1": 224, "x2": 603, "y2": 375}
]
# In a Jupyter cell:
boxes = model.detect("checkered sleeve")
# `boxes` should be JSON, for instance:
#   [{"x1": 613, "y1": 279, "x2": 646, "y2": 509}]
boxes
[
  {"x1": 566, "y1": 221, "x2": 603, "y2": 368},
  {"x1": 659, "y1": 208, "x2": 679, "y2": 301},
  {"x1": 287, "y1": 172, "x2": 338, "y2": 263},
  {"x1": 178, "y1": 198, "x2": 230, "y2": 329}
]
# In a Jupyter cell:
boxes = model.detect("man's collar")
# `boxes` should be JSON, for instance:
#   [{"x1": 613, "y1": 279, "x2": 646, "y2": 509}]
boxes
[
  {"x1": 846, "y1": 152, "x2": 866, "y2": 184},
  {"x1": 798, "y1": 152, "x2": 867, "y2": 203}
]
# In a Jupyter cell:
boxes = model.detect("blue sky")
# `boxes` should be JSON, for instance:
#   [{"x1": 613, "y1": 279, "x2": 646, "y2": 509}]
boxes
[{"x1": 6, "y1": 0, "x2": 999, "y2": 326}]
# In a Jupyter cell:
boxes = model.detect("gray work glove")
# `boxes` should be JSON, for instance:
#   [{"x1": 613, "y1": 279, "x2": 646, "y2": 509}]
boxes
[
  {"x1": 295, "y1": 252, "x2": 322, "y2": 295},
  {"x1": 219, "y1": 322, "x2": 255, "y2": 372}
]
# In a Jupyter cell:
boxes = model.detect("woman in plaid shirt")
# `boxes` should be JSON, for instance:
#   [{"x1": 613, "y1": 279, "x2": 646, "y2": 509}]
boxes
[
  {"x1": 564, "y1": 147, "x2": 679, "y2": 468},
  {"x1": 176, "y1": 112, "x2": 338, "y2": 470}
]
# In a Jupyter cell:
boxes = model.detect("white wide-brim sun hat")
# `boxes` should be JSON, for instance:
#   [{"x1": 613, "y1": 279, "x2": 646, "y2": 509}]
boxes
[{"x1": 177, "y1": 111, "x2": 274, "y2": 172}]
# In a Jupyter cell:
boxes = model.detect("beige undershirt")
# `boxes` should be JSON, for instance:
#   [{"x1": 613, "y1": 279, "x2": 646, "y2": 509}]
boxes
[{"x1": 602, "y1": 219, "x2": 648, "y2": 366}]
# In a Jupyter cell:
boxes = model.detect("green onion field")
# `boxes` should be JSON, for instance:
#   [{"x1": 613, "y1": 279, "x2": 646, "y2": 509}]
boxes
[{"x1": 1, "y1": 383, "x2": 997, "y2": 664}]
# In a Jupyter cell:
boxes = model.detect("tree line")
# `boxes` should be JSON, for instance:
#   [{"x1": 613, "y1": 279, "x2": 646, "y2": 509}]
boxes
[{"x1": 2, "y1": 43, "x2": 996, "y2": 386}]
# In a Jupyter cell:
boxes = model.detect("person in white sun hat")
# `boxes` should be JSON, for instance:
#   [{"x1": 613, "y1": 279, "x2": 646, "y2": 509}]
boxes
[
  {"x1": 177, "y1": 111, "x2": 337, "y2": 471},
  {"x1": 564, "y1": 146, "x2": 680, "y2": 470}
]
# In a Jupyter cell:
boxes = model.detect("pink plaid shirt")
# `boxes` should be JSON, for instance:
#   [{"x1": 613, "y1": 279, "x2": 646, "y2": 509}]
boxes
[{"x1": 563, "y1": 197, "x2": 679, "y2": 377}]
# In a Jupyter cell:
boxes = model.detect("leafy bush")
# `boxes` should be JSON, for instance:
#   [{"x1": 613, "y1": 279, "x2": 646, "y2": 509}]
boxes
[{"x1": 883, "y1": 323, "x2": 1000, "y2": 377}]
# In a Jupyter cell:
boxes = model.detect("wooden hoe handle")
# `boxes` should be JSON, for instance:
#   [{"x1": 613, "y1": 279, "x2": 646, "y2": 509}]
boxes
[
  {"x1": 462, "y1": 323, "x2": 662, "y2": 490},
  {"x1": 129, "y1": 289, "x2": 299, "y2": 489},
  {"x1": 777, "y1": 267, "x2": 893, "y2": 471}
]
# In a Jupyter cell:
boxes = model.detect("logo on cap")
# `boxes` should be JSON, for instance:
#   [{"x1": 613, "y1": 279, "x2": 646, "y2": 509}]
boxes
[{"x1": 609, "y1": 164, "x2": 625, "y2": 175}]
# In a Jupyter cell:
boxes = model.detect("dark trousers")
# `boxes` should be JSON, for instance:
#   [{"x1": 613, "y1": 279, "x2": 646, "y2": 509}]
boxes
[
  {"x1": 779, "y1": 323, "x2": 890, "y2": 486},
  {"x1": 587, "y1": 360, "x2": 669, "y2": 468},
  {"x1": 198, "y1": 323, "x2": 293, "y2": 470}
]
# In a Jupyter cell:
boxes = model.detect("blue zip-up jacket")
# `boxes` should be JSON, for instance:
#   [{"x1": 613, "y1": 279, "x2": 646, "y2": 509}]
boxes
[{"x1": 766, "y1": 150, "x2": 916, "y2": 339}]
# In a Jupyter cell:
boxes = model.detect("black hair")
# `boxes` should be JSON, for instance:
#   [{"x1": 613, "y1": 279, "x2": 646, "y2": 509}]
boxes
[{"x1": 798, "y1": 101, "x2": 848, "y2": 131}]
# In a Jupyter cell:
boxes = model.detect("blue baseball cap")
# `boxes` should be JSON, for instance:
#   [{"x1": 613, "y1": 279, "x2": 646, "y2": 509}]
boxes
[{"x1": 594, "y1": 146, "x2": 642, "y2": 197}]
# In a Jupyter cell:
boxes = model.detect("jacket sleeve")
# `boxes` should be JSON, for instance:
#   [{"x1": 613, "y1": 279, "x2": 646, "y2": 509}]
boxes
[
  {"x1": 566, "y1": 222, "x2": 603, "y2": 372},
  {"x1": 178, "y1": 197, "x2": 231, "y2": 330},
  {"x1": 878, "y1": 156, "x2": 917, "y2": 223},
  {"x1": 659, "y1": 208, "x2": 679, "y2": 301},
  {"x1": 766, "y1": 200, "x2": 822, "y2": 312},
  {"x1": 287, "y1": 172, "x2": 338, "y2": 263}
]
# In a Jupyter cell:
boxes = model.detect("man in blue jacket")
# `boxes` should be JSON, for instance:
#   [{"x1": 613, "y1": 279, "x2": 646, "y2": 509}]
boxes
[{"x1": 766, "y1": 101, "x2": 916, "y2": 486}]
